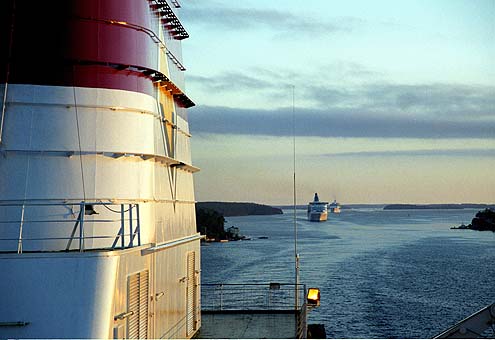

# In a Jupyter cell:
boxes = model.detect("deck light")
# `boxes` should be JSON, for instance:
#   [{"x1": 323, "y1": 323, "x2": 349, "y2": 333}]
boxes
[{"x1": 307, "y1": 288, "x2": 320, "y2": 307}]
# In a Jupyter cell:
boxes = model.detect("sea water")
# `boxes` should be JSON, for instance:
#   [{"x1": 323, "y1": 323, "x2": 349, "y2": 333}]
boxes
[{"x1": 200, "y1": 208, "x2": 495, "y2": 338}]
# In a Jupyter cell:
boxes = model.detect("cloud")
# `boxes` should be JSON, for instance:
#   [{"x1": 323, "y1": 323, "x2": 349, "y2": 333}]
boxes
[
  {"x1": 187, "y1": 71, "x2": 495, "y2": 139},
  {"x1": 181, "y1": 3, "x2": 356, "y2": 36},
  {"x1": 188, "y1": 73, "x2": 272, "y2": 92},
  {"x1": 188, "y1": 105, "x2": 495, "y2": 139},
  {"x1": 316, "y1": 149, "x2": 495, "y2": 158},
  {"x1": 187, "y1": 63, "x2": 381, "y2": 99},
  {"x1": 188, "y1": 70, "x2": 294, "y2": 94},
  {"x1": 187, "y1": 66, "x2": 494, "y2": 139},
  {"x1": 306, "y1": 83, "x2": 495, "y2": 116},
  {"x1": 364, "y1": 84, "x2": 495, "y2": 116},
  {"x1": 188, "y1": 66, "x2": 495, "y2": 118}
]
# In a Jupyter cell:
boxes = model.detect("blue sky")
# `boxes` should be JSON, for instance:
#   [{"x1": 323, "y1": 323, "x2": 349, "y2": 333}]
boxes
[{"x1": 181, "y1": 0, "x2": 495, "y2": 204}]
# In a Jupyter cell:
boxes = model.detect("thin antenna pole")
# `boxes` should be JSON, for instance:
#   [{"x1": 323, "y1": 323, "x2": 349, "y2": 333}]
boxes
[{"x1": 292, "y1": 85, "x2": 299, "y2": 310}]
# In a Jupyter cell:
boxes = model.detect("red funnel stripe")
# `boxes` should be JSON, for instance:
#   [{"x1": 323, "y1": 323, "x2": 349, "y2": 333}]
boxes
[{"x1": 0, "y1": 0, "x2": 178, "y2": 97}]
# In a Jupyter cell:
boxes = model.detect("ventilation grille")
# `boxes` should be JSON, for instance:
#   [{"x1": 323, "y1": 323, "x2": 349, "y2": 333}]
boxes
[
  {"x1": 186, "y1": 251, "x2": 197, "y2": 336},
  {"x1": 127, "y1": 270, "x2": 149, "y2": 339}
]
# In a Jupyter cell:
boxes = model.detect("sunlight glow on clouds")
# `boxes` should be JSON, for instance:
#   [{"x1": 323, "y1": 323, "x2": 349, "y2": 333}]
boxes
[{"x1": 182, "y1": 0, "x2": 495, "y2": 204}]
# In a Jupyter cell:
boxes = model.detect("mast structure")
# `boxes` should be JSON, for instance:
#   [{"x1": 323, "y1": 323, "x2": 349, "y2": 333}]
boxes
[{"x1": 292, "y1": 84, "x2": 300, "y2": 309}]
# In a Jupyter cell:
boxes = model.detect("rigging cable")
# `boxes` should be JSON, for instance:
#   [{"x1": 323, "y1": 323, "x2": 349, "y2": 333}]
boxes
[{"x1": 100, "y1": 203, "x2": 136, "y2": 214}]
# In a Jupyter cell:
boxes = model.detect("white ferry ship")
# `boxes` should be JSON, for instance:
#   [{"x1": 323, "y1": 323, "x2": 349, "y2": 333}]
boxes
[
  {"x1": 329, "y1": 200, "x2": 341, "y2": 214},
  {"x1": 0, "y1": 1, "x2": 201, "y2": 338},
  {"x1": 307, "y1": 193, "x2": 328, "y2": 222}
]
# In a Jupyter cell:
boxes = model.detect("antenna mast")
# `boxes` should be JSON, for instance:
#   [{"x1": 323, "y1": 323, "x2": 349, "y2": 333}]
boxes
[{"x1": 292, "y1": 85, "x2": 299, "y2": 310}]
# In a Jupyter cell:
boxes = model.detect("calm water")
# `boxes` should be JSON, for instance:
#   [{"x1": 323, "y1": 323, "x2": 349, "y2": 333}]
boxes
[{"x1": 200, "y1": 208, "x2": 495, "y2": 338}]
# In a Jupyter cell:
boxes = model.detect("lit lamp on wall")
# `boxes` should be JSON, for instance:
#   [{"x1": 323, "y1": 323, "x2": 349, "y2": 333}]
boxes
[{"x1": 307, "y1": 288, "x2": 321, "y2": 307}]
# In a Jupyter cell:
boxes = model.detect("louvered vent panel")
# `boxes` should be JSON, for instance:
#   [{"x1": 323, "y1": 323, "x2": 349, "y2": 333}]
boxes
[
  {"x1": 139, "y1": 272, "x2": 149, "y2": 339},
  {"x1": 186, "y1": 252, "x2": 196, "y2": 336},
  {"x1": 127, "y1": 270, "x2": 149, "y2": 339}
]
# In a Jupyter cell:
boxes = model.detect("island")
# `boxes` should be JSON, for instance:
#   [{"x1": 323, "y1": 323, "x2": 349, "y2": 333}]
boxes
[
  {"x1": 196, "y1": 202, "x2": 283, "y2": 217},
  {"x1": 451, "y1": 208, "x2": 495, "y2": 232},
  {"x1": 195, "y1": 207, "x2": 227, "y2": 241},
  {"x1": 384, "y1": 204, "x2": 495, "y2": 210},
  {"x1": 195, "y1": 202, "x2": 281, "y2": 241}
]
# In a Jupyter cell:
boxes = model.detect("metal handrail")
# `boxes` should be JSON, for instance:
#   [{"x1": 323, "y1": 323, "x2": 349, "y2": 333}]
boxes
[
  {"x1": 0, "y1": 202, "x2": 141, "y2": 253},
  {"x1": 296, "y1": 302, "x2": 308, "y2": 339},
  {"x1": 202, "y1": 283, "x2": 306, "y2": 286},
  {"x1": 75, "y1": 16, "x2": 186, "y2": 71},
  {"x1": 0, "y1": 235, "x2": 135, "y2": 241},
  {"x1": 201, "y1": 283, "x2": 306, "y2": 312}
]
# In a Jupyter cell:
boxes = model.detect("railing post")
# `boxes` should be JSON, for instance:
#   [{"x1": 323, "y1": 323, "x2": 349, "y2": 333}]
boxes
[
  {"x1": 79, "y1": 203, "x2": 84, "y2": 252},
  {"x1": 128, "y1": 204, "x2": 133, "y2": 247},
  {"x1": 17, "y1": 204, "x2": 25, "y2": 254},
  {"x1": 120, "y1": 204, "x2": 125, "y2": 248},
  {"x1": 268, "y1": 289, "x2": 271, "y2": 309},
  {"x1": 300, "y1": 285, "x2": 307, "y2": 339},
  {"x1": 136, "y1": 204, "x2": 141, "y2": 246},
  {"x1": 65, "y1": 209, "x2": 82, "y2": 251},
  {"x1": 220, "y1": 284, "x2": 223, "y2": 310},
  {"x1": 295, "y1": 255, "x2": 300, "y2": 310}
]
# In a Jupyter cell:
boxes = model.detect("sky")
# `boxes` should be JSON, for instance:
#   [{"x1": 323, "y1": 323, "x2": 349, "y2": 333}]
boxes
[{"x1": 180, "y1": 0, "x2": 495, "y2": 205}]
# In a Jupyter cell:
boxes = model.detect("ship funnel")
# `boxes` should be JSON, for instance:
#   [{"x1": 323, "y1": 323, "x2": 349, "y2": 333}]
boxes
[{"x1": 314, "y1": 193, "x2": 319, "y2": 202}]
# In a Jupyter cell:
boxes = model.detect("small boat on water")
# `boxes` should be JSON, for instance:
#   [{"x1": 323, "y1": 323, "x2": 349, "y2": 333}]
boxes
[
  {"x1": 308, "y1": 193, "x2": 328, "y2": 222},
  {"x1": 329, "y1": 199, "x2": 341, "y2": 214}
]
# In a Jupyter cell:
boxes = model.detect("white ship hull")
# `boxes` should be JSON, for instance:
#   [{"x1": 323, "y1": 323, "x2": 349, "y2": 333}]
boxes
[
  {"x1": 0, "y1": 240, "x2": 201, "y2": 338},
  {"x1": 0, "y1": 83, "x2": 201, "y2": 339}
]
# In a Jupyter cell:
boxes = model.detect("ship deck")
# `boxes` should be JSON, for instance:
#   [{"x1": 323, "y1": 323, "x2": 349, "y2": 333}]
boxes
[
  {"x1": 199, "y1": 310, "x2": 298, "y2": 339},
  {"x1": 199, "y1": 283, "x2": 307, "y2": 339}
]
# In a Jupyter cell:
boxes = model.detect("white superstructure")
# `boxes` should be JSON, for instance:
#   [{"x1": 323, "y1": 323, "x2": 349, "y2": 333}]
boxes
[
  {"x1": 307, "y1": 193, "x2": 328, "y2": 222},
  {"x1": 329, "y1": 200, "x2": 341, "y2": 214},
  {"x1": 0, "y1": 1, "x2": 200, "y2": 338}
]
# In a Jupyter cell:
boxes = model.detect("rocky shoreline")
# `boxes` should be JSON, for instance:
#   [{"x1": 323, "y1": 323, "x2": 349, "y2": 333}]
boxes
[
  {"x1": 451, "y1": 208, "x2": 495, "y2": 232},
  {"x1": 195, "y1": 202, "x2": 281, "y2": 241}
]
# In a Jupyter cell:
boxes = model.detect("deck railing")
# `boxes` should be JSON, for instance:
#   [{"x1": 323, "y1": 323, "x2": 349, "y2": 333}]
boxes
[
  {"x1": 201, "y1": 283, "x2": 308, "y2": 338},
  {"x1": 0, "y1": 202, "x2": 141, "y2": 253},
  {"x1": 201, "y1": 283, "x2": 306, "y2": 311},
  {"x1": 296, "y1": 300, "x2": 308, "y2": 339}
]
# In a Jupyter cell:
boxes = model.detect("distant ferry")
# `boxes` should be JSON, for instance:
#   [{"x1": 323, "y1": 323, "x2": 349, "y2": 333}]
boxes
[
  {"x1": 329, "y1": 200, "x2": 341, "y2": 214},
  {"x1": 308, "y1": 193, "x2": 328, "y2": 222}
]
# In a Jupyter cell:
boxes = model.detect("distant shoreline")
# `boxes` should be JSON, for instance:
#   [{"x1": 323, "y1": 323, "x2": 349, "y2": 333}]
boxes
[
  {"x1": 198, "y1": 202, "x2": 495, "y2": 213},
  {"x1": 276, "y1": 203, "x2": 495, "y2": 210},
  {"x1": 196, "y1": 202, "x2": 283, "y2": 217},
  {"x1": 383, "y1": 204, "x2": 495, "y2": 210}
]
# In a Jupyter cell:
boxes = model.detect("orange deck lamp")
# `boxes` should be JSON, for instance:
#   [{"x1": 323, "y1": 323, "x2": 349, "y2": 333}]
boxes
[{"x1": 307, "y1": 288, "x2": 321, "y2": 307}]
